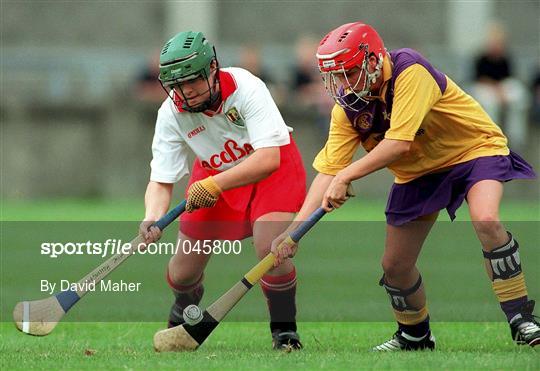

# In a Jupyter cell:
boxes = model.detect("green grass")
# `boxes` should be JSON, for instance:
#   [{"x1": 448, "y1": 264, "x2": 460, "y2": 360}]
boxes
[
  {"x1": 1, "y1": 322, "x2": 539, "y2": 369},
  {"x1": 1, "y1": 198, "x2": 539, "y2": 369},
  {"x1": 2, "y1": 197, "x2": 538, "y2": 221}
]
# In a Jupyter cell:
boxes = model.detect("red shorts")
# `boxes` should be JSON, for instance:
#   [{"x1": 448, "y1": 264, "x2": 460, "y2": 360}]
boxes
[{"x1": 179, "y1": 138, "x2": 306, "y2": 240}]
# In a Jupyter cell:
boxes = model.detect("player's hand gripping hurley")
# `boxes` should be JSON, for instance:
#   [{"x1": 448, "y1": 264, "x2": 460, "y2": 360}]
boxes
[
  {"x1": 13, "y1": 200, "x2": 188, "y2": 336},
  {"x1": 153, "y1": 207, "x2": 327, "y2": 352}
]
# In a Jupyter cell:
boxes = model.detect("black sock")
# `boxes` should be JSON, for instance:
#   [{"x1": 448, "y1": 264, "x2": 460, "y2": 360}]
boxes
[
  {"x1": 261, "y1": 270, "x2": 297, "y2": 333},
  {"x1": 398, "y1": 316, "x2": 430, "y2": 338}
]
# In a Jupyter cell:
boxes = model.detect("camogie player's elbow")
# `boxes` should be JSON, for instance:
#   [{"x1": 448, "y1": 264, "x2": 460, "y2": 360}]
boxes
[
  {"x1": 254, "y1": 147, "x2": 281, "y2": 178},
  {"x1": 394, "y1": 139, "x2": 412, "y2": 155},
  {"x1": 257, "y1": 149, "x2": 281, "y2": 177},
  {"x1": 263, "y1": 155, "x2": 281, "y2": 176}
]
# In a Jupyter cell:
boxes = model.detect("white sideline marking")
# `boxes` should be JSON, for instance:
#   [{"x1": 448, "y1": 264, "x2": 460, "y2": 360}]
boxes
[{"x1": 22, "y1": 301, "x2": 30, "y2": 333}]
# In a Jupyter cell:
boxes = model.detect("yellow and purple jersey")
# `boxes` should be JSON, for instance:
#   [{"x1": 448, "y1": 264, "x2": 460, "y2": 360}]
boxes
[{"x1": 313, "y1": 48, "x2": 509, "y2": 183}]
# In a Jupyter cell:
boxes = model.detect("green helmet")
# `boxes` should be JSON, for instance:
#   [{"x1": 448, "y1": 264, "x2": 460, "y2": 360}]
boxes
[{"x1": 158, "y1": 31, "x2": 216, "y2": 86}]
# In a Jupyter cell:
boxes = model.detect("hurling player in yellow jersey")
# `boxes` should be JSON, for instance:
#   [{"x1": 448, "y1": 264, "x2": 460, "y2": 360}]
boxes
[{"x1": 272, "y1": 22, "x2": 539, "y2": 350}]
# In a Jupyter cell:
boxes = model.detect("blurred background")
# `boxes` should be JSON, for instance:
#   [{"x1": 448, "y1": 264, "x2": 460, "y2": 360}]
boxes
[{"x1": 2, "y1": 0, "x2": 539, "y2": 209}]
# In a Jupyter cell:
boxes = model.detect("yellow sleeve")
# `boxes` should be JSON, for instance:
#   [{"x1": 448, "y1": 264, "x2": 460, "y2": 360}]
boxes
[
  {"x1": 385, "y1": 64, "x2": 443, "y2": 141},
  {"x1": 312, "y1": 104, "x2": 361, "y2": 175}
]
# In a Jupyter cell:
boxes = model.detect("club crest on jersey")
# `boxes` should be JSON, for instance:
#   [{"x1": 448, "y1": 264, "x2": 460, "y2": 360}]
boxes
[
  {"x1": 354, "y1": 112, "x2": 373, "y2": 130},
  {"x1": 225, "y1": 107, "x2": 245, "y2": 128}
]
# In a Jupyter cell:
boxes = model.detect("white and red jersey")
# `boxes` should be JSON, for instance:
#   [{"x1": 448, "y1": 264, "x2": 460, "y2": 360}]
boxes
[{"x1": 150, "y1": 67, "x2": 292, "y2": 183}]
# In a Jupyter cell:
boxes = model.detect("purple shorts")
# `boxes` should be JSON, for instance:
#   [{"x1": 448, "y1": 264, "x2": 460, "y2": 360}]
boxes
[{"x1": 385, "y1": 151, "x2": 536, "y2": 226}]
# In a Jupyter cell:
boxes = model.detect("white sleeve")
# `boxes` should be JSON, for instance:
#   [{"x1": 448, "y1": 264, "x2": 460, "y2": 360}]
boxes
[
  {"x1": 242, "y1": 79, "x2": 290, "y2": 150},
  {"x1": 149, "y1": 104, "x2": 190, "y2": 183}
]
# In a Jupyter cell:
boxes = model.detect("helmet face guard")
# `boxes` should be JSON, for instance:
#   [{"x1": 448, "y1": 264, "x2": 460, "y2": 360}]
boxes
[
  {"x1": 161, "y1": 64, "x2": 220, "y2": 113},
  {"x1": 316, "y1": 22, "x2": 386, "y2": 112},
  {"x1": 318, "y1": 46, "x2": 383, "y2": 112}
]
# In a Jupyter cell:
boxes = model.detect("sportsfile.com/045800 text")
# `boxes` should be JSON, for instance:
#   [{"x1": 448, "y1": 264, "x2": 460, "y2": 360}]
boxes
[{"x1": 40, "y1": 239, "x2": 243, "y2": 258}]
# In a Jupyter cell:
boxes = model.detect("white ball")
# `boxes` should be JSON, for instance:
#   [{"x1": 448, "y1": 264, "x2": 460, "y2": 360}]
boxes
[{"x1": 183, "y1": 304, "x2": 203, "y2": 325}]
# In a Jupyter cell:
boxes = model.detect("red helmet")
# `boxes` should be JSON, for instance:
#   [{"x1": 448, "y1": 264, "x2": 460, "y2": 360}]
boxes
[{"x1": 316, "y1": 22, "x2": 386, "y2": 111}]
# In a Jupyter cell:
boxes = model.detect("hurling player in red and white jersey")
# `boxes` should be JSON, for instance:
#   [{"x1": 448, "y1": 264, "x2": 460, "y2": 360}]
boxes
[{"x1": 139, "y1": 31, "x2": 306, "y2": 350}]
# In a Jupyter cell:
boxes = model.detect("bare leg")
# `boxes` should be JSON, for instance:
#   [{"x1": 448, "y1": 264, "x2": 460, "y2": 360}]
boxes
[
  {"x1": 382, "y1": 212, "x2": 439, "y2": 310},
  {"x1": 168, "y1": 231, "x2": 213, "y2": 285},
  {"x1": 466, "y1": 179, "x2": 508, "y2": 279},
  {"x1": 466, "y1": 179, "x2": 531, "y2": 327},
  {"x1": 373, "y1": 212, "x2": 439, "y2": 351},
  {"x1": 252, "y1": 212, "x2": 295, "y2": 275}
]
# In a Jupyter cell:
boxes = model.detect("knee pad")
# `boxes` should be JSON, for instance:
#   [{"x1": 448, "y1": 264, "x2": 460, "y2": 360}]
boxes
[
  {"x1": 483, "y1": 232, "x2": 521, "y2": 281},
  {"x1": 379, "y1": 274, "x2": 422, "y2": 312}
]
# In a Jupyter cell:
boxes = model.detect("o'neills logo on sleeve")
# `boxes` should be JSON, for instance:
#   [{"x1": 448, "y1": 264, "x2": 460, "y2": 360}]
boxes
[{"x1": 201, "y1": 139, "x2": 254, "y2": 170}]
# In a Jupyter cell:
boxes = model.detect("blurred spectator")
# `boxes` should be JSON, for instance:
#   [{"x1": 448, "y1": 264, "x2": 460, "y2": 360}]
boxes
[
  {"x1": 134, "y1": 50, "x2": 164, "y2": 104},
  {"x1": 291, "y1": 35, "x2": 333, "y2": 133},
  {"x1": 471, "y1": 23, "x2": 529, "y2": 151},
  {"x1": 237, "y1": 45, "x2": 272, "y2": 83},
  {"x1": 237, "y1": 44, "x2": 287, "y2": 106},
  {"x1": 531, "y1": 63, "x2": 540, "y2": 126}
]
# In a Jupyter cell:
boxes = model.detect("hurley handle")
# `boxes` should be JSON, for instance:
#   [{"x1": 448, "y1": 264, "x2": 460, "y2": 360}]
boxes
[
  {"x1": 289, "y1": 207, "x2": 327, "y2": 242},
  {"x1": 154, "y1": 200, "x2": 187, "y2": 230},
  {"x1": 243, "y1": 207, "x2": 328, "y2": 285}
]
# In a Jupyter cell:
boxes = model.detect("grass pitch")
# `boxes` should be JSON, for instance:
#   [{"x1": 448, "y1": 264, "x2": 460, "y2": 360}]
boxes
[
  {"x1": 1, "y1": 197, "x2": 539, "y2": 369},
  {"x1": 1, "y1": 322, "x2": 539, "y2": 369},
  {"x1": 2, "y1": 196, "x2": 539, "y2": 221},
  {"x1": 2, "y1": 322, "x2": 539, "y2": 369}
]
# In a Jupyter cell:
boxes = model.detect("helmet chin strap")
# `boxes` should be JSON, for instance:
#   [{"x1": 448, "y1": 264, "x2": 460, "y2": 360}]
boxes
[
  {"x1": 358, "y1": 53, "x2": 382, "y2": 96},
  {"x1": 366, "y1": 53, "x2": 384, "y2": 88}
]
